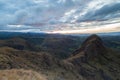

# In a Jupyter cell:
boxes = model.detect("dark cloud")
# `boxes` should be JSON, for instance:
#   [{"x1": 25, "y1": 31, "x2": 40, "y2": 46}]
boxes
[
  {"x1": 77, "y1": 2, "x2": 120, "y2": 22},
  {"x1": 94, "y1": 3, "x2": 120, "y2": 16}
]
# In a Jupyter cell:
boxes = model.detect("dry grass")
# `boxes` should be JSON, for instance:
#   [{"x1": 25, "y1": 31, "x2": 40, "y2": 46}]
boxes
[
  {"x1": 66, "y1": 51, "x2": 85, "y2": 61},
  {"x1": 0, "y1": 69, "x2": 47, "y2": 80}
]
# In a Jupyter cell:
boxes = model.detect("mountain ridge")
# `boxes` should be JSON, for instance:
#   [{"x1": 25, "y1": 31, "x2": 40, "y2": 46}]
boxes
[
  {"x1": 66, "y1": 34, "x2": 120, "y2": 80},
  {"x1": 0, "y1": 34, "x2": 120, "y2": 80}
]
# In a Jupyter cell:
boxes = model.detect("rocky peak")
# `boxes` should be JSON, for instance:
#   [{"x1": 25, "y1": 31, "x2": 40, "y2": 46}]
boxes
[{"x1": 71, "y1": 34, "x2": 107, "y2": 62}]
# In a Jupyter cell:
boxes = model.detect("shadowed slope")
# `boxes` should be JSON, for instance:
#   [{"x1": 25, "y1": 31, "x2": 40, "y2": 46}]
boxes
[{"x1": 69, "y1": 34, "x2": 107, "y2": 62}]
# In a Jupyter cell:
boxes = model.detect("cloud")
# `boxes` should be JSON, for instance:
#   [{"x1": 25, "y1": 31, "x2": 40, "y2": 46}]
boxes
[
  {"x1": 49, "y1": 23, "x2": 120, "y2": 34},
  {"x1": 0, "y1": 0, "x2": 120, "y2": 33},
  {"x1": 0, "y1": 0, "x2": 87, "y2": 25},
  {"x1": 61, "y1": 0, "x2": 120, "y2": 23},
  {"x1": 79, "y1": 2, "x2": 120, "y2": 21},
  {"x1": 94, "y1": 3, "x2": 120, "y2": 16}
]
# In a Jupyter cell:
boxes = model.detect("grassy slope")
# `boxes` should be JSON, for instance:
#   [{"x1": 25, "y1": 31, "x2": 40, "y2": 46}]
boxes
[
  {"x1": 0, "y1": 47, "x2": 84, "y2": 80},
  {"x1": 0, "y1": 69, "x2": 47, "y2": 80},
  {"x1": 66, "y1": 48, "x2": 120, "y2": 80}
]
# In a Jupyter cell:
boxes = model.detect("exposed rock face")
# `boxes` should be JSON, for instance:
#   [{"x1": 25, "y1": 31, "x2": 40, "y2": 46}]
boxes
[{"x1": 71, "y1": 34, "x2": 107, "y2": 62}]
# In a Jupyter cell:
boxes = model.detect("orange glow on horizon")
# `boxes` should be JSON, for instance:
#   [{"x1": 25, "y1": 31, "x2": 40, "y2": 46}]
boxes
[{"x1": 48, "y1": 23, "x2": 120, "y2": 34}]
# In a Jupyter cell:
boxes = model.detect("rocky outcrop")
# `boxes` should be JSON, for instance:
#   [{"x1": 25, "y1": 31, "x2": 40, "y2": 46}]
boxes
[{"x1": 70, "y1": 34, "x2": 107, "y2": 62}]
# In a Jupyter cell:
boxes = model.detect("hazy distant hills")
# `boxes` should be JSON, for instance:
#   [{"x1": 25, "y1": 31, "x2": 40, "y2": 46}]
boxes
[
  {"x1": 68, "y1": 32, "x2": 120, "y2": 36},
  {"x1": 0, "y1": 32, "x2": 83, "y2": 59},
  {"x1": 0, "y1": 31, "x2": 119, "y2": 54},
  {"x1": 0, "y1": 32, "x2": 120, "y2": 80},
  {"x1": 97, "y1": 32, "x2": 120, "y2": 36}
]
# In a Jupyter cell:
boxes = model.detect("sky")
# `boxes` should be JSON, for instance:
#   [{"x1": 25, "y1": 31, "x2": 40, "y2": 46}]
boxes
[{"x1": 0, "y1": 0, "x2": 120, "y2": 34}]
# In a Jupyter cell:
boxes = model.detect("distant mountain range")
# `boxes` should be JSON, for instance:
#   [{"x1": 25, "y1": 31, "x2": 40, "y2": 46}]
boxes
[
  {"x1": 0, "y1": 31, "x2": 120, "y2": 38},
  {"x1": 68, "y1": 32, "x2": 120, "y2": 36}
]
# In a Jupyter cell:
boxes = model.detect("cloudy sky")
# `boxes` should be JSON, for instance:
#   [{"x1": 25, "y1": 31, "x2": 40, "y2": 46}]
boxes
[{"x1": 0, "y1": 0, "x2": 120, "y2": 33}]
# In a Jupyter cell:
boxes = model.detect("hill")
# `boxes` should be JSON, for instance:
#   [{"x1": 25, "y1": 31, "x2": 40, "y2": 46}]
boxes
[
  {"x1": 0, "y1": 33, "x2": 82, "y2": 59},
  {"x1": 0, "y1": 47, "x2": 84, "y2": 80},
  {"x1": 66, "y1": 34, "x2": 120, "y2": 80}
]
